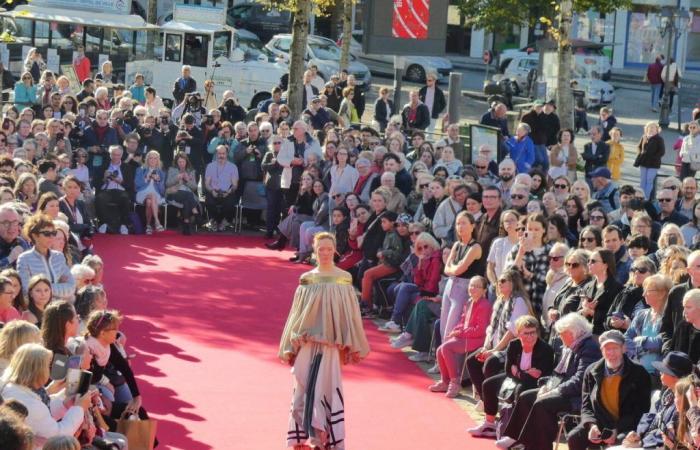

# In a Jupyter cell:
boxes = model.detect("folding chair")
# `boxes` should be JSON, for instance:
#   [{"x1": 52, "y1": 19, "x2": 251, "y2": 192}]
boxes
[
  {"x1": 234, "y1": 181, "x2": 267, "y2": 233},
  {"x1": 554, "y1": 413, "x2": 580, "y2": 450}
]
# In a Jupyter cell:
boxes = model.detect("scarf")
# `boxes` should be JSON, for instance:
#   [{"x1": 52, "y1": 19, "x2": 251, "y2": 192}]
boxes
[
  {"x1": 32, "y1": 386, "x2": 51, "y2": 408},
  {"x1": 484, "y1": 295, "x2": 517, "y2": 350},
  {"x1": 554, "y1": 331, "x2": 592, "y2": 375},
  {"x1": 86, "y1": 335, "x2": 111, "y2": 367}
]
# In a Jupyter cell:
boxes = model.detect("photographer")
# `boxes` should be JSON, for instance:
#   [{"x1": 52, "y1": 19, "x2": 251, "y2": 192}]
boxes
[
  {"x1": 137, "y1": 114, "x2": 168, "y2": 164},
  {"x1": 233, "y1": 121, "x2": 267, "y2": 228},
  {"x1": 201, "y1": 110, "x2": 221, "y2": 164},
  {"x1": 205, "y1": 145, "x2": 239, "y2": 231},
  {"x1": 207, "y1": 121, "x2": 236, "y2": 161},
  {"x1": 157, "y1": 109, "x2": 178, "y2": 168},
  {"x1": 177, "y1": 114, "x2": 205, "y2": 183},
  {"x1": 95, "y1": 145, "x2": 135, "y2": 235},
  {"x1": 81, "y1": 110, "x2": 119, "y2": 189},
  {"x1": 172, "y1": 92, "x2": 206, "y2": 126},
  {"x1": 219, "y1": 90, "x2": 247, "y2": 124},
  {"x1": 109, "y1": 109, "x2": 133, "y2": 143}
]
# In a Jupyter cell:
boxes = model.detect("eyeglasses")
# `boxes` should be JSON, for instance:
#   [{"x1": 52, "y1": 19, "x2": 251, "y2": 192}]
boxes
[
  {"x1": 580, "y1": 237, "x2": 596, "y2": 243},
  {"x1": 497, "y1": 279, "x2": 509, "y2": 284},
  {"x1": 136, "y1": 113, "x2": 146, "y2": 117},
  {"x1": 548, "y1": 256, "x2": 563, "y2": 262},
  {"x1": 658, "y1": 198, "x2": 673, "y2": 203},
  {"x1": 410, "y1": 231, "x2": 422, "y2": 236},
  {"x1": 554, "y1": 184, "x2": 569, "y2": 189},
  {"x1": 419, "y1": 183, "x2": 429, "y2": 189},
  {"x1": 273, "y1": 142, "x2": 282, "y2": 145},
  {"x1": 475, "y1": 165, "x2": 487, "y2": 169},
  {"x1": 0, "y1": 220, "x2": 19, "y2": 227},
  {"x1": 416, "y1": 245, "x2": 427, "y2": 251},
  {"x1": 511, "y1": 194, "x2": 525, "y2": 200},
  {"x1": 332, "y1": 194, "x2": 343, "y2": 199},
  {"x1": 565, "y1": 262, "x2": 581, "y2": 268},
  {"x1": 664, "y1": 186, "x2": 678, "y2": 190},
  {"x1": 630, "y1": 267, "x2": 649, "y2": 274},
  {"x1": 590, "y1": 215, "x2": 605, "y2": 221},
  {"x1": 36, "y1": 230, "x2": 57, "y2": 237}
]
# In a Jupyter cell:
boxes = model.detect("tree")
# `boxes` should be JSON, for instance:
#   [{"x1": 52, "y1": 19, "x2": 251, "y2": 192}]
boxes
[
  {"x1": 457, "y1": 0, "x2": 630, "y2": 129},
  {"x1": 339, "y1": 0, "x2": 353, "y2": 71}
]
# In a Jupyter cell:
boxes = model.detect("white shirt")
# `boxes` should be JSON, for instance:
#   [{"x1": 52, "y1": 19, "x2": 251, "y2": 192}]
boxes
[
  {"x1": 424, "y1": 86, "x2": 435, "y2": 114},
  {"x1": 304, "y1": 84, "x2": 315, "y2": 104},
  {"x1": 487, "y1": 237, "x2": 516, "y2": 280},
  {"x1": 519, "y1": 351, "x2": 533, "y2": 371}
]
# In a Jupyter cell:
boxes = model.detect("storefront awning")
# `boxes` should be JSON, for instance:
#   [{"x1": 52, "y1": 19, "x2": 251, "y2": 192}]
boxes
[{"x1": 0, "y1": 5, "x2": 159, "y2": 31}]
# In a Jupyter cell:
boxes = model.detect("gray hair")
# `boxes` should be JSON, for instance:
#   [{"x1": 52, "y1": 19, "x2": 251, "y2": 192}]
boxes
[
  {"x1": 565, "y1": 248, "x2": 590, "y2": 267},
  {"x1": 415, "y1": 232, "x2": 440, "y2": 251},
  {"x1": 108, "y1": 145, "x2": 123, "y2": 156},
  {"x1": 554, "y1": 312, "x2": 593, "y2": 338},
  {"x1": 355, "y1": 157, "x2": 371, "y2": 168},
  {"x1": 70, "y1": 264, "x2": 95, "y2": 283},
  {"x1": 82, "y1": 254, "x2": 104, "y2": 269}
]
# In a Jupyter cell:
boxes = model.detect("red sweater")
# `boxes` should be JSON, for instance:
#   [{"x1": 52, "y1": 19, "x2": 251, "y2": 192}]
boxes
[
  {"x1": 452, "y1": 297, "x2": 492, "y2": 352},
  {"x1": 413, "y1": 250, "x2": 443, "y2": 295}
]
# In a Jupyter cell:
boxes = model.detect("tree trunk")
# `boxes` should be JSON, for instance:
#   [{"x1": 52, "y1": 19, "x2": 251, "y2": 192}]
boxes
[
  {"x1": 556, "y1": 0, "x2": 574, "y2": 130},
  {"x1": 288, "y1": 0, "x2": 312, "y2": 118},
  {"x1": 339, "y1": 0, "x2": 353, "y2": 71}
]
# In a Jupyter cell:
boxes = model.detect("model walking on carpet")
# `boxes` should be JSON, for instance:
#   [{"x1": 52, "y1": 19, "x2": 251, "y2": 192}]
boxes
[{"x1": 279, "y1": 231, "x2": 370, "y2": 449}]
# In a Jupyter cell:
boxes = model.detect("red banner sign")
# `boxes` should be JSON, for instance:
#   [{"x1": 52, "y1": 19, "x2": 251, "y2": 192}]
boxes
[{"x1": 392, "y1": 0, "x2": 429, "y2": 40}]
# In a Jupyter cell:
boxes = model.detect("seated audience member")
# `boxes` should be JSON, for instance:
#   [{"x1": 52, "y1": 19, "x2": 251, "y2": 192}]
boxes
[
  {"x1": 21, "y1": 275, "x2": 52, "y2": 327},
  {"x1": 0, "y1": 275, "x2": 21, "y2": 324},
  {"x1": 37, "y1": 160, "x2": 62, "y2": 197},
  {"x1": 466, "y1": 268, "x2": 532, "y2": 423},
  {"x1": 0, "y1": 407, "x2": 33, "y2": 449},
  {"x1": 95, "y1": 145, "x2": 134, "y2": 235},
  {"x1": 498, "y1": 313, "x2": 601, "y2": 449},
  {"x1": 70, "y1": 264, "x2": 95, "y2": 292},
  {"x1": 42, "y1": 435, "x2": 81, "y2": 450},
  {"x1": 291, "y1": 179, "x2": 329, "y2": 263},
  {"x1": 606, "y1": 256, "x2": 656, "y2": 332},
  {"x1": 37, "y1": 192, "x2": 60, "y2": 220},
  {"x1": 431, "y1": 276, "x2": 492, "y2": 398},
  {"x1": 664, "y1": 288, "x2": 700, "y2": 362},
  {"x1": 52, "y1": 220, "x2": 80, "y2": 267},
  {"x1": 473, "y1": 315, "x2": 554, "y2": 446},
  {"x1": 2, "y1": 268, "x2": 26, "y2": 311},
  {"x1": 16, "y1": 215, "x2": 74, "y2": 301},
  {"x1": 135, "y1": 150, "x2": 166, "y2": 235},
  {"x1": 0, "y1": 343, "x2": 93, "y2": 445},
  {"x1": 267, "y1": 172, "x2": 316, "y2": 251},
  {"x1": 579, "y1": 249, "x2": 622, "y2": 334},
  {"x1": 0, "y1": 319, "x2": 41, "y2": 373},
  {"x1": 14, "y1": 173, "x2": 38, "y2": 211},
  {"x1": 541, "y1": 243, "x2": 570, "y2": 325},
  {"x1": 81, "y1": 254, "x2": 104, "y2": 288},
  {"x1": 0, "y1": 205, "x2": 31, "y2": 270},
  {"x1": 337, "y1": 204, "x2": 371, "y2": 270},
  {"x1": 204, "y1": 145, "x2": 239, "y2": 232},
  {"x1": 384, "y1": 232, "x2": 442, "y2": 338},
  {"x1": 75, "y1": 285, "x2": 108, "y2": 328},
  {"x1": 165, "y1": 152, "x2": 200, "y2": 235},
  {"x1": 41, "y1": 301, "x2": 91, "y2": 374},
  {"x1": 566, "y1": 329, "x2": 651, "y2": 450}
]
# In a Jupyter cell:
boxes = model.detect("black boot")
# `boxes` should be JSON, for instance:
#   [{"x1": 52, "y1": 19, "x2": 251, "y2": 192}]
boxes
[
  {"x1": 265, "y1": 235, "x2": 287, "y2": 250},
  {"x1": 182, "y1": 220, "x2": 191, "y2": 236}
]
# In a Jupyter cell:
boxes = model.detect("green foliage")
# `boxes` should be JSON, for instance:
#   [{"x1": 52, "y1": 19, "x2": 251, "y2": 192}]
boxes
[
  {"x1": 457, "y1": 0, "x2": 631, "y2": 33},
  {"x1": 261, "y1": 0, "x2": 337, "y2": 15}
]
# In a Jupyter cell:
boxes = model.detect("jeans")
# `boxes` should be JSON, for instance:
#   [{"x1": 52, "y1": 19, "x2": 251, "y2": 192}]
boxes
[
  {"x1": 440, "y1": 277, "x2": 470, "y2": 339},
  {"x1": 534, "y1": 144, "x2": 549, "y2": 172},
  {"x1": 388, "y1": 282, "x2": 420, "y2": 324},
  {"x1": 650, "y1": 83, "x2": 662, "y2": 108},
  {"x1": 640, "y1": 166, "x2": 658, "y2": 200},
  {"x1": 298, "y1": 221, "x2": 324, "y2": 255},
  {"x1": 265, "y1": 187, "x2": 284, "y2": 235}
]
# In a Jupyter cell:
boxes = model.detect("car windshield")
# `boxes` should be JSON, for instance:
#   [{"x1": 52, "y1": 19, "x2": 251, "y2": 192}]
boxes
[
  {"x1": 309, "y1": 42, "x2": 342, "y2": 61},
  {"x1": 239, "y1": 37, "x2": 269, "y2": 59}
]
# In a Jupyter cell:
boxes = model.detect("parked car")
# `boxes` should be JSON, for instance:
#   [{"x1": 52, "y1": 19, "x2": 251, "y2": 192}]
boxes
[
  {"x1": 344, "y1": 30, "x2": 453, "y2": 83},
  {"x1": 498, "y1": 39, "x2": 612, "y2": 81},
  {"x1": 227, "y1": 3, "x2": 291, "y2": 43},
  {"x1": 265, "y1": 34, "x2": 372, "y2": 90}
]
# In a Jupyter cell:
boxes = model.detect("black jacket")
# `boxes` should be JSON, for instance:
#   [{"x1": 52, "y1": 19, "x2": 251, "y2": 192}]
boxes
[
  {"x1": 579, "y1": 276, "x2": 623, "y2": 335},
  {"x1": 504, "y1": 338, "x2": 555, "y2": 390},
  {"x1": 418, "y1": 85, "x2": 446, "y2": 119},
  {"x1": 661, "y1": 279, "x2": 693, "y2": 346},
  {"x1": 580, "y1": 356, "x2": 651, "y2": 438},
  {"x1": 553, "y1": 334, "x2": 602, "y2": 411},
  {"x1": 540, "y1": 112, "x2": 561, "y2": 147},
  {"x1": 59, "y1": 197, "x2": 91, "y2": 237},
  {"x1": 401, "y1": 103, "x2": 431, "y2": 131},
  {"x1": 521, "y1": 110, "x2": 547, "y2": 145},
  {"x1": 666, "y1": 320, "x2": 700, "y2": 361},
  {"x1": 604, "y1": 285, "x2": 645, "y2": 330},
  {"x1": 582, "y1": 140, "x2": 610, "y2": 175},
  {"x1": 636, "y1": 134, "x2": 665, "y2": 169},
  {"x1": 261, "y1": 150, "x2": 283, "y2": 191},
  {"x1": 172, "y1": 77, "x2": 197, "y2": 105},
  {"x1": 479, "y1": 110, "x2": 509, "y2": 137},
  {"x1": 361, "y1": 210, "x2": 387, "y2": 261},
  {"x1": 373, "y1": 98, "x2": 395, "y2": 131}
]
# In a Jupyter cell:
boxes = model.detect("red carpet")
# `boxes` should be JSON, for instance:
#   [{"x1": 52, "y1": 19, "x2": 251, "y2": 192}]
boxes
[{"x1": 95, "y1": 234, "x2": 493, "y2": 449}]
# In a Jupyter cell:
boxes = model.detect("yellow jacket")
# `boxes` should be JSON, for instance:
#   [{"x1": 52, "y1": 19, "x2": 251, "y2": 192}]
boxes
[{"x1": 607, "y1": 140, "x2": 625, "y2": 180}]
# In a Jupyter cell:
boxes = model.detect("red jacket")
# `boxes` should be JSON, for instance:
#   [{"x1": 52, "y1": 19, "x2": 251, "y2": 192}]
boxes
[
  {"x1": 452, "y1": 297, "x2": 492, "y2": 352},
  {"x1": 412, "y1": 249, "x2": 443, "y2": 296},
  {"x1": 647, "y1": 61, "x2": 663, "y2": 84}
]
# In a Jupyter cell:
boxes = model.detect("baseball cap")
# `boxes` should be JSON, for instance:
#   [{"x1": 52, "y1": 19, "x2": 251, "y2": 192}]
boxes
[
  {"x1": 599, "y1": 330, "x2": 625, "y2": 347},
  {"x1": 589, "y1": 167, "x2": 612, "y2": 179}
]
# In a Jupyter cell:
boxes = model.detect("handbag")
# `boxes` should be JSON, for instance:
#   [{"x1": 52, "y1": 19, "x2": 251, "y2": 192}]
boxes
[
  {"x1": 498, "y1": 377, "x2": 519, "y2": 403},
  {"x1": 116, "y1": 416, "x2": 158, "y2": 450}
]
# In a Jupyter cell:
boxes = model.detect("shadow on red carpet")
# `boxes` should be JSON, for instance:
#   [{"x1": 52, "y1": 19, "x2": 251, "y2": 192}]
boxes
[{"x1": 96, "y1": 233, "x2": 491, "y2": 449}]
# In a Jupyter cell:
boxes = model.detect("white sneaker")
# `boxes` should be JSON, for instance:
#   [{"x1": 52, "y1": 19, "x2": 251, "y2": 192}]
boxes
[
  {"x1": 427, "y1": 363, "x2": 439, "y2": 374},
  {"x1": 379, "y1": 320, "x2": 401, "y2": 333},
  {"x1": 119, "y1": 225, "x2": 129, "y2": 235},
  {"x1": 390, "y1": 333, "x2": 413, "y2": 349},
  {"x1": 408, "y1": 352, "x2": 430, "y2": 362},
  {"x1": 495, "y1": 436, "x2": 517, "y2": 449},
  {"x1": 98, "y1": 224, "x2": 108, "y2": 234},
  {"x1": 475, "y1": 399, "x2": 484, "y2": 412},
  {"x1": 466, "y1": 420, "x2": 497, "y2": 437}
]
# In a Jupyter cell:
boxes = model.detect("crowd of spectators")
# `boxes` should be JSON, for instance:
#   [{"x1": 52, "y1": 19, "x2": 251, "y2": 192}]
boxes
[{"x1": 5, "y1": 47, "x2": 700, "y2": 449}]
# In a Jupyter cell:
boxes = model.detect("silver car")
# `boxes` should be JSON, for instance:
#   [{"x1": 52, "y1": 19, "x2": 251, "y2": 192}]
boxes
[
  {"x1": 265, "y1": 34, "x2": 372, "y2": 90},
  {"x1": 346, "y1": 30, "x2": 453, "y2": 83}
]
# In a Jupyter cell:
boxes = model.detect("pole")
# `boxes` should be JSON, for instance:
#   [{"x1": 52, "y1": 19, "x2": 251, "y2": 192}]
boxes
[
  {"x1": 393, "y1": 56, "x2": 403, "y2": 114},
  {"x1": 659, "y1": 20, "x2": 674, "y2": 128},
  {"x1": 447, "y1": 72, "x2": 462, "y2": 125}
]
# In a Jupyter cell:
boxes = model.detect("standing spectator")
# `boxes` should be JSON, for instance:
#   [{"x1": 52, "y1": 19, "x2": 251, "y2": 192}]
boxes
[
  {"x1": 418, "y1": 72, "x2": 446, "y2": 134},
  {"x1": 679, "y1": 119, "x2": 700, "y2": 179},
  {"x1": 75, "y1": 78, "x2": 95, "y2": 102},
  {"x1": 81, "y1": 109, "x2": 119, "y2": 189},
  {"x1": 582, "y1": 125, "x2": 610, "y2": 188},
  {"x1": 664, "y1": 288, "x2": 700, "y2": 362},
  {"x1": 480, "y1": 102, "x2": 510, "y2": 138},
  {"x1": 129, "y1": 73, "x2": 147, "y2": 104},
  {"x1": 204, "y1": 145, "x2": 239, "y2": 231},
  {"x1": 590, "y1": 168, "x2": 619, "y2": 214},
  {"x1": 301, "y1": 70, "x2": 319, "y2": 110},
  {"x1": 373, "y1": 87, "x2": 394, "y2": 132},
  {"x1": 95, "y1": 60, "x2": 117, "y2": 84},
  {"x1": 506, "y1": 123, "x2": 535, "y2": 174},
  {"x1": 262, "y1": 137, "x2": 284, "y2": 238},
  {"x1": 521, "y1": 101, "x2": 548, "y2": 172},
  {"x1": 660, "y1": 57, "x2": 681, "y2": 109},
  {"x1": 635, "y1": 121, "x2": 665, "y2": 200},
  {"x1": 13, "y1": 72, "x2": 37, "y2": 110},
  {"x1": 549, "y1": 128, "x2": 577, "y2": 181},
  {"x1": 95, "y1": 146, "x2": 134, "y2": 235},
  {"x1": 23, "y1": 48, "x2": 46, "y2": 83},
  {"x1": 172, "y1": 65, "x2": 197, "y2": 105},
  {"x1": 401, "y1": 90, "x2": 431, "y2": 132},
  {"x1": 144, "y1": 87, "x2": 165, "y2": 117},
  {"x1": 338, "y1": 87, "x2": 359, "y2": 126},
  {"x1": 346, "y1": 75, "x2": 365, "y2": 118},
  {"x1": 646, "y1": 55, "x2": 664, "y2": 111},
  {"x1": 541, "y1": 100, "x2": 561, "y2": 149},
  {"x1": 607, "y1": 127, "x2": 625, "y2": 181},
  {"x1": 598, "y1": 107, "x2": 617, "y2": 142},
  {"x1": 72, "y1": 45, "x2": 91, "y2": 82}
]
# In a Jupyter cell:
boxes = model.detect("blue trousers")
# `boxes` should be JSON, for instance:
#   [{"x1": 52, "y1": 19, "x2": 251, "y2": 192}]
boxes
[
  {"x1": 388, "y1": 282, "x2": 420, "y2": 324},
  {"x1": 640, "y1": 166, "x2": 658, "y2": 200},
  {"x1": 534, "y1": 144, "x2": 549, "y2": 172}
]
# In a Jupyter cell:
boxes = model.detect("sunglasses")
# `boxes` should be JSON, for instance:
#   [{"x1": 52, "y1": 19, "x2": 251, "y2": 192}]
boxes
[
  {"x1": 516, "y1": 227, "x2": 525, "y2": 232},
  {"x1": 554, "y1": 184, "x2": 569, "y2": 189},
  {"x1": 273, "y1": 142, "x2": 282, "y2": 145},
  {"x1": 548, "y1": 256, "x2": 563, "y2": 262},
  {"x1": 511, "y1": 194, "x2": 525, "y2": 200},
  {"x1": 332, "y1": 194, "x2": 343, "y2": 199},
  {"x1": 565, "y1": 262, "x2": 581, "y2": 268},
  {"x1": 630, "y1": 267, "x2": 649, "y2": 274},
  {"x1": 475, "y1": 165, "x2": 487, "y2": 169},
  {"x1": 410, "y1": 231, "x2": 421, "y2": 236},
  {"x1": 416, "y1": 245, "x2": 427, "y2": 251},
  {"x1": 419, "y1": 183, "x2": 429, "y2": 189},
  {"x1": 497, "y1": 279, "x2": 509, "y2": 284},
  {"x1": 36, "y1": 230, "x2": 57, "y2": 237},
  {"x1": 658, "y1": 198, "x2": 674, "y2": 203},
  {"x1": 590, "y1": 215, "x2": 605, "y2": 221},
  {"x1": 580, "y1": 237, "x2": 596, "y2": 243},
  {"x1": 665, "y1": 186, "x2": 678, "y2": 190}
]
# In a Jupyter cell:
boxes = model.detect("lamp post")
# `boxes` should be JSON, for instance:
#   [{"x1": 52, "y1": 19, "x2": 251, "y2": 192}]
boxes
[{"x1": 658, "y1": 6, "x2": 690, "y2": 128}]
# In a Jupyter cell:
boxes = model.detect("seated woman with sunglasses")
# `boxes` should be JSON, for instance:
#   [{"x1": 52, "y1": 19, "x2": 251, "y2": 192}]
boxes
[
  {"x1": 16, "y1": 214, "x2": 75, "y2": 302},
  {"x1": 547, "y1": 249, "x2": 593, "y2": 342},
  {"x1": 605, "y1": 256, "x2": 657, "y2": 332},
  {"x1": 579, "y1": 249, "x2": 622, "y2": 335},
  {"x1": 587, "y1": 207, "x2": 609, "y2": 229},
  {"x1": 578, "y1": 225, "x2": 602, "y2": 251}
]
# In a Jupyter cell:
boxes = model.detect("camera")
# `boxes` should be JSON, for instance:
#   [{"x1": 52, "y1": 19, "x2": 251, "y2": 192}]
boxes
[
  {"x1": 56, "y1": 132, "x2": 65, "y2": 140},
  {"x1": 161, "y1": 117, "x2": 170, "y2": 126},
  {"x1": 116, "y1": 118, "x2": 124, "y2": 126},
  {"x1": 109, "y1": 170, "x2": 119, "y2": 179},
  {"x1": 204, "y1": 115, "x2": 214, "y2": 126},
  {"x1": 225, "y1": 98, "x2": 236, "y2": 107},
  {"x1": 599, "y1": 428, "x2": 614, "y2": 441},
  {"x1": 177, "y1": 141, "x2": 187, "y2": 150}
]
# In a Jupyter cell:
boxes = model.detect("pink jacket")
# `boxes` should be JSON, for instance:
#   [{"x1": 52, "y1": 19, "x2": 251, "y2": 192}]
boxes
[{"x1": 451, "y1": 297, "x2": 492, "y2": 352}]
